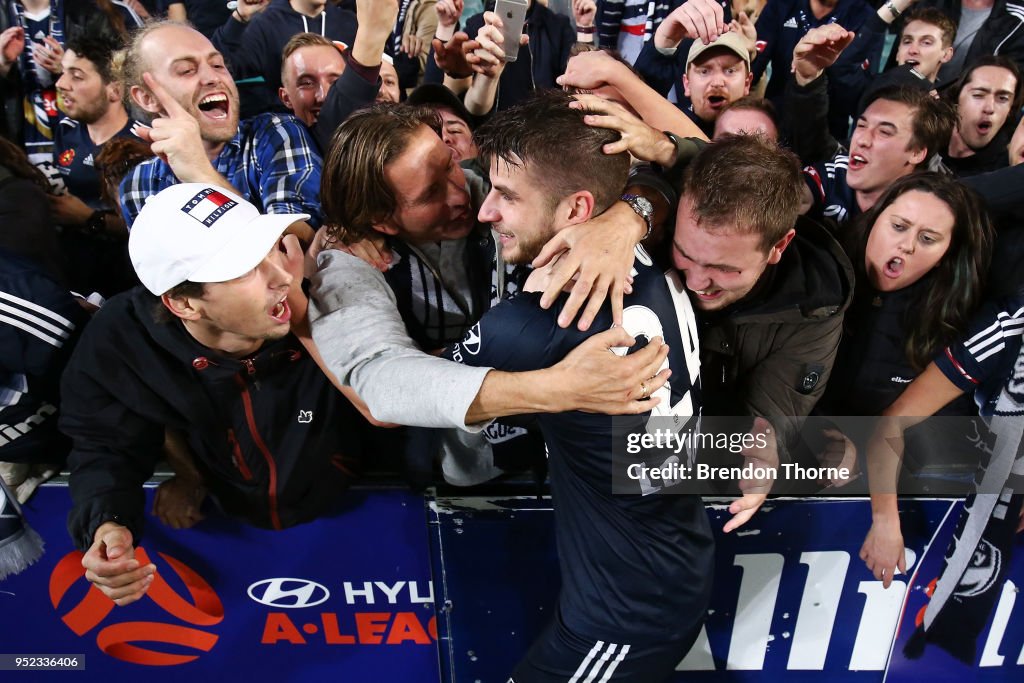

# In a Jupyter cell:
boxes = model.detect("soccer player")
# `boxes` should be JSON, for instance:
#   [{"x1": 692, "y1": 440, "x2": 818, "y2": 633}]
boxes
[{"x1": 443, "y1": 90, "x2": 763, "y2": 682}]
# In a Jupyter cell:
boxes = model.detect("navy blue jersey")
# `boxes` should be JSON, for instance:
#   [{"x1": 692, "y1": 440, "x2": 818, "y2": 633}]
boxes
[
  {"x1": 54, "y1": 118, "x2": 137, "y2": 210},
  {"x1": 804, "y1": 154, "x2": 859, "y2": 225},
  {"x1": 936, "y1": 292, "x2": 1024, "y2": 418},
  {"x1": 444, "y1": 246, "x2": 713, "y2": 641}
]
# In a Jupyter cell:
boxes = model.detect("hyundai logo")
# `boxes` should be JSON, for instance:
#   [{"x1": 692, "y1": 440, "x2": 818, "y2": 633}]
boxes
[{"x1": 247, "y1": 578, "x2": 331, "y2": 608}]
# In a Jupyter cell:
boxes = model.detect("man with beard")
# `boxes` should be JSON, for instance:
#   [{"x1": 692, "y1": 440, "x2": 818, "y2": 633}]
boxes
[
  {"x1": 50, "y1": 30, "x2": 140, "y2": 296},
  {"x1": 441, "y1": 90, "x2": 766, "y2": 681},
  {"x1": 679, "y1": 31, "x2": 754, "y2": 137},
  {"x1": 118, "y1": 21, "x2": 321, "y2": 244}
]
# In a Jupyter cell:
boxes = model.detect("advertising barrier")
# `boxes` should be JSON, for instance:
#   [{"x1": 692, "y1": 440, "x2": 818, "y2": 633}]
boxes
[
  {"x1": 2, "y1": 487, "x2": 1022, "y2": 681},
  {"x1": 1, "y1": 485, "x2": 439, "y2": 683},
  {"x1": 430, "y1": 496, "x2": 1024, "y2": 683}
]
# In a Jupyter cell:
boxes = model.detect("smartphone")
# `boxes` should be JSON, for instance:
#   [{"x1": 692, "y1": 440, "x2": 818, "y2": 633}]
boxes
[{"x1": 493, "y1": 0, "x2": 528, "y2": 63}]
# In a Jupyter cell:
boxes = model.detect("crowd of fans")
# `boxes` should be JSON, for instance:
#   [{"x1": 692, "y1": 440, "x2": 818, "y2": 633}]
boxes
[{"x1": 0, "y1": 0, "x2": 1022, "y2": 673}]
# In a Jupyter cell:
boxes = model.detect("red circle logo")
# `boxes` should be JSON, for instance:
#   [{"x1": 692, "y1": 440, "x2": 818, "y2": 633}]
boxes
[{"x1": 49, "y1": 547, "x2": 224, "y2": 666}]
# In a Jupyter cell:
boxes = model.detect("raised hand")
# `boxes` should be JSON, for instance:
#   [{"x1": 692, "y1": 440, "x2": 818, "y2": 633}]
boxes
[
  {"x1": 467, "y1": 11, "x2": 525, "y2": 78},
  {"x1": 655, "y1": 0, "x2": 726, "y2": 49},
  {"x1": 133, "y1": 72, "x2": 219, "y2": 183},
  {"x1": 570, "y1": 93, "x2": 678, "y2": 166},
  {"x1": 31, "y1": 35, "x2": 64, "y2": 75},
  {"x1": 436, "y1": 0, "x2": 464, "y2": 32},
  {"x1": 401, "y1": 33, "x2": 424, "y2": 58},
  {"x1": 235, "y1": 0, "x2": 270, "y2": 23},
  {"x1": 729, "y1": 11, "x2": 758, "y2": 59},
  {"x1": 572, "y1": 0, "x2": 597, "y2": 28},
  {"x1": 432, "y1": 32, "x2": 475, "y2": 79},
  {"x1": 0, "y1": 27, "x2": 25, "y2": 69},
  {"x1": 352, "y1": 0, "x2": 400, "y2": 66},
  {"x1": 556, "y1": 49, "x2": 628, "y2": 93},
  {"x1": 791, "y1": 24, "x2": 855, "y2": 86}
]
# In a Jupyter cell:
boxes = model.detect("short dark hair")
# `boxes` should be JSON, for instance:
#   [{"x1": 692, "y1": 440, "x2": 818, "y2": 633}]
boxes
[
  {"x1": 845, "y1": 173, "x2": 993, "y2": 370},
  {"x1": 949, "y1": 55, "x2": 1024, "y2": 136},
  {"x1": 320, "y1": 103, "x2": 441, "y2": 245},
  {"x1": 682, "y1": 134, "x2": 803, "y2": 252},
  {"x1": 718, "y1": 95, "x2": 778, "y2": 126},
  {"x1": 473, "y1": 89, "x2": 629, "y2": 215},
  {"x1": 152, "y1": 280, "x2": 206, "y2": 323},
  {"x1": 65, "y1": 29, "x2": 124, "y2": 84},
  {"x1": 900, "y1": 7, "x2": 957, "y2": 47},
  {"x1": 863, "y1": 85, "x2": 957, "y2": 164}
]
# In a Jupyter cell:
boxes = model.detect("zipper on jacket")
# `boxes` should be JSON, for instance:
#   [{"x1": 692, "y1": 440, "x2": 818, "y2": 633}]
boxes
[
  {"x1": 226, "y1": 428, "x2": 254, "y2": 481},
  {"x1": 241, "y1": 357, "x2": 261, "y2": 390},
  {"x1": 233, "y1": 374, "x2": 282, "y2": 530}
]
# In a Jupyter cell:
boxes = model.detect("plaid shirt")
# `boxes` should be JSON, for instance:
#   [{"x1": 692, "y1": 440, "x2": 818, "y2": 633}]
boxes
[{"x1": 119, "y1": 113, "x2": 323, "y2": 229}]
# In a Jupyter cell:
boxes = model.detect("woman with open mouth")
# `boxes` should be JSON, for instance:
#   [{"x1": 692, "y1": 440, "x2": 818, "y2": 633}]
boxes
[{"x1": 813, "y1": 173, "x2": 994, "y2": 487}]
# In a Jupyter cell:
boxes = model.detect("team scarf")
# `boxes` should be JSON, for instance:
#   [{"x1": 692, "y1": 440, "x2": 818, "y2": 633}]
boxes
[
  {"x1": 9, "y1": 0, "x2": 66, "y2": 176},
  {"x1": 903, "y1": 346, "x2": 1024, "y2": 663},
  {"x1": 0, "y1": 478, "x2": 44, "y2": 581}
]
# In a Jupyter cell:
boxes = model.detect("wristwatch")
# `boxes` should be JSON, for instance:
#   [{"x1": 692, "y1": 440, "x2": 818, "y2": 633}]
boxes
[{"x1": 621, "y1": 194, "x2": 654, "y2": 241}]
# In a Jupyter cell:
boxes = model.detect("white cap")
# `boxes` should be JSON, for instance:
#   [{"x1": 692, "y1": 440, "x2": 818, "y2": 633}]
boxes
[{"x1": 129, "y1": 184, "x2": 309, "y2": 295}]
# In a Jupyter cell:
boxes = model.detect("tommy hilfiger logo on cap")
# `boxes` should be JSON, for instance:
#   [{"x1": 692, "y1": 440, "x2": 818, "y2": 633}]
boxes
[{"x1": 181, "y1": 188, "x2": 238, "y2": 227}]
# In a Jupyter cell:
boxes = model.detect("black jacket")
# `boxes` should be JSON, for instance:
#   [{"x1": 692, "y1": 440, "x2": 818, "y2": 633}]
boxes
[
  {"x1": 926, "y1": 0, "x2": 1024, "y2": 73},
  {"x1": 943, "y1": 128, "x2": 1012, "y2": 177},
  {"x1": 61, "y1": 287, "x2": 363, "y2": 551},
  {"x1": 816, "y1": 276, "x2": 983, "y2": 481},
  {"x1": 0, "y1": 249, "x2": 87, "y2": 465},
  {"x1": 212, "y1": 0, "x2": 358, "y2": 114}
]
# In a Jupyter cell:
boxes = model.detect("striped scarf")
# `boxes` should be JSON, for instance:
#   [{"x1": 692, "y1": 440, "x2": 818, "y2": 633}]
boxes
[
  {"x1": 0, "y1": 478, "x2": 44, "y2": 580},
  {"x1": 903, "y1": 345, "x2": 1024, "y2": 662}
]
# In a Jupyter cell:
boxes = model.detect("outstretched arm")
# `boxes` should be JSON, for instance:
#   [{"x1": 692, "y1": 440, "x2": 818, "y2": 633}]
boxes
[
  {"x1": 860, "y1": 362, "x2": 965, "y2": 587},
  {"x1": 557, "y1": 49, "x2": 708, "y2": 140},
  {"x1": 309, "y1": 250, "x2": 669, "y2": 427}
]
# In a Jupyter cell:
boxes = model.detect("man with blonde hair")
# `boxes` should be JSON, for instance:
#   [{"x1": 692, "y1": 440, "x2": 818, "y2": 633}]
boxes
[{"x1": 118, "y1": 21, "x2": 321, "y2": 243}]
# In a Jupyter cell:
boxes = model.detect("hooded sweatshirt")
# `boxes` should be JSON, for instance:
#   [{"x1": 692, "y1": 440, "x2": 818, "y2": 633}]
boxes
[{"x1": 213, "y1": 0, "x2": 357, "y2": 94}]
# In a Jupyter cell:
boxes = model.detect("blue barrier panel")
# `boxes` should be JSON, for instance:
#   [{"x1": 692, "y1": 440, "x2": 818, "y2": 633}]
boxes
[
  {"x1": 6, "y1": 487, "x2": 1022, "y2": 682},
  {"x1": 1, "y1": 485, "x2": 440, "y2": 683},
  {"x1": 430, "y1": 497, "x2": 1024, "y2": 682}
]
